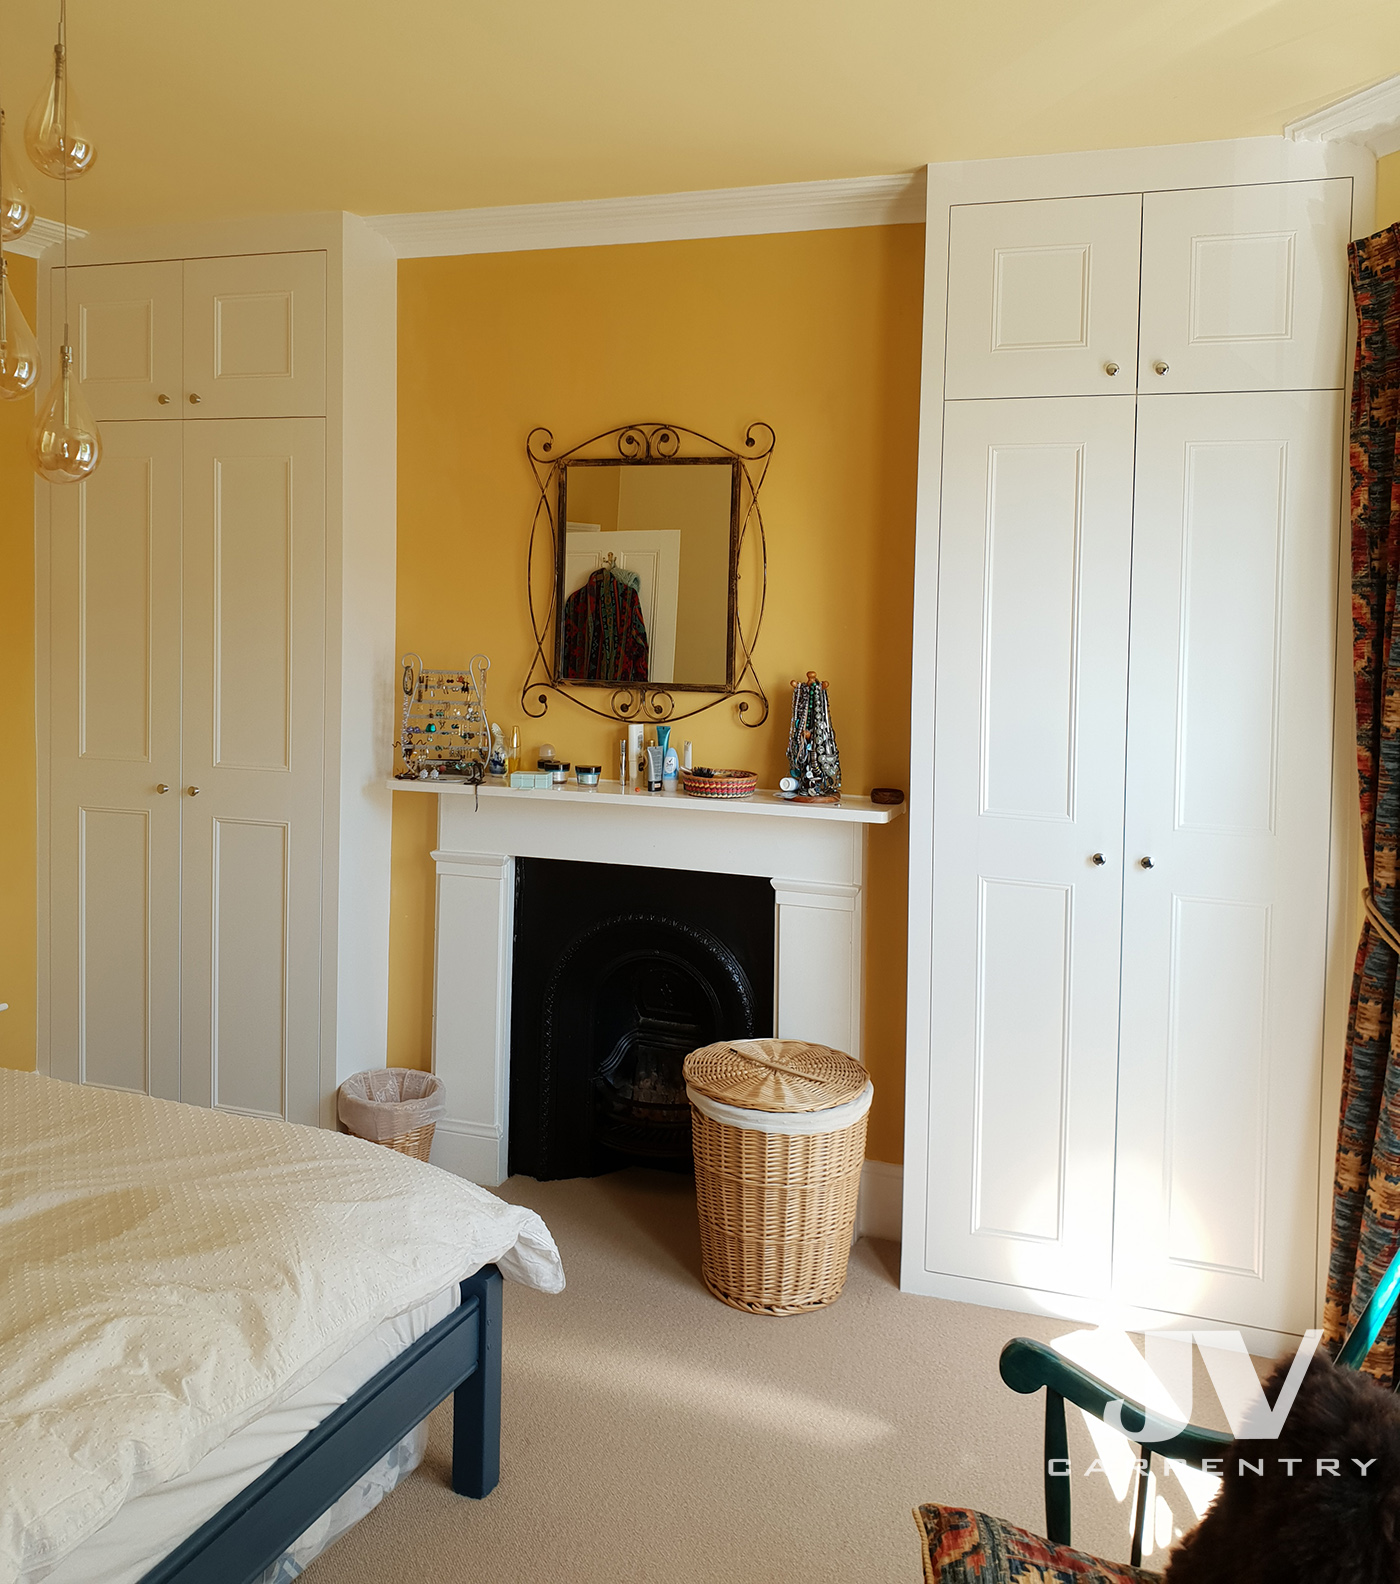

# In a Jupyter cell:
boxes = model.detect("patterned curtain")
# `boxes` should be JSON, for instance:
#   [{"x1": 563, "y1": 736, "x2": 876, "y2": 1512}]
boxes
[{"x1": 1326, "y1": 223, "x2": 1400, "y2": 1383}]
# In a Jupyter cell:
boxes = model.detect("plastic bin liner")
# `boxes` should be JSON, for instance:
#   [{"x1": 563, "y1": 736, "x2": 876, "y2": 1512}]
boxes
[{"x1": 337, "y1": 1067, "x2": 447, "y2": 1142}]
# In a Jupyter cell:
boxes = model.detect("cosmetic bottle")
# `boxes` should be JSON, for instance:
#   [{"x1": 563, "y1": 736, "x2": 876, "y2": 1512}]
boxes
[
  {"x1": 627, "y1": 724, "x2": 645, "y2": 789},
  {"x1": 659, "y1": 725, "x2": 679, "y2": 791},
  {"x1": 645, "y1": 743, "x2": 664, "y2": 792}
]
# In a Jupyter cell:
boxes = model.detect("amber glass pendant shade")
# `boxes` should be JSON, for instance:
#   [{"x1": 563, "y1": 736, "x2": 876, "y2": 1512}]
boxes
[
  {"x1": 0, "y1": 117, "x2": 33, "y2": 240},
  {"x1": 30, "y1": 344, "x2": 100, "y2": 482},
  {"x1": 25, "y1": 46, "x2": 95, "y2": 179},
  {"x1": 0, "y1": 267, "x2": 40, "y2": 399}
]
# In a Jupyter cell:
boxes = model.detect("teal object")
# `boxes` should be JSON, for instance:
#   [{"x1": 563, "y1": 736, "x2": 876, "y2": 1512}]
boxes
[
  {"x1": 657, "y1": 725, "x2": 670, "y2": 754},
  {"x1": 999, "y1": 1239, "x2": 1400, "y2": 1567}
]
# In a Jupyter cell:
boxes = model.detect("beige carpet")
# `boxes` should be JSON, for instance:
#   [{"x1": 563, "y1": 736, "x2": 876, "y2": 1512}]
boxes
[{"x1": 302, "y1": 1169, "x2": 1236, "y2": 1583}]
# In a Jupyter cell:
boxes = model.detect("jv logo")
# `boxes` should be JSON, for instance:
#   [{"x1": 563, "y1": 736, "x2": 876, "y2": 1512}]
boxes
[{"x1": 1098, "y1": 1327, "x2": 1325, "y2": 1444}]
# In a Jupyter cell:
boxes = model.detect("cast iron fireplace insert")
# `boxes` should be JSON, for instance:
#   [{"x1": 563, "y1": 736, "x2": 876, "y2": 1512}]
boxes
[{"x1": 508, "y1": 857, "x2": 775, "y2": 1180}]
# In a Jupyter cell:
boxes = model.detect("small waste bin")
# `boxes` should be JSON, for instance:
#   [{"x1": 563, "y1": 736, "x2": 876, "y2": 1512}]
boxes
[
  {"x1": 683, "y1": 1039, "x2": 872, "y2": 1316},
  {"x1": 337, "y1": 1068, "x2": 447, "y2": 1162}
]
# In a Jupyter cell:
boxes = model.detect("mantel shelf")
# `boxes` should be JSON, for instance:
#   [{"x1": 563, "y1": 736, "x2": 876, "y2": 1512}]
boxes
[{"x1": 387, "y1": 776, "x2": 904, "y2": 826}]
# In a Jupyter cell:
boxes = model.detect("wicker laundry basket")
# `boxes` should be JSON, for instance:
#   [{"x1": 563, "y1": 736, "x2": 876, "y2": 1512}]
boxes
[
  {"x1": 337, "y1": 1068, "x2": 446, "y2": 1163},
  {"x1": 683, "y1": 1039, "x2": 873, "y2": 1316}
]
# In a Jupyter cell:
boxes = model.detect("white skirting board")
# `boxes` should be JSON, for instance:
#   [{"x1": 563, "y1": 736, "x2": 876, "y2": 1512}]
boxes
[{"x1": 856, "y1": 1160, "x2": 903, "y2": 1243}]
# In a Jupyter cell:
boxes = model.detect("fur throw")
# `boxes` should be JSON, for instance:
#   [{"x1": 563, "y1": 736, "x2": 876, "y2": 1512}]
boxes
[{"x1": 1165, "y1": 1350, "x2": 1400, "y2": 1584}]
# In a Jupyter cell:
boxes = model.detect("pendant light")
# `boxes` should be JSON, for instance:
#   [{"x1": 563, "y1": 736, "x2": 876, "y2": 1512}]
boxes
[
  {"x1": 29, "y1": 0, "x2": 99, "y2": 482},
  {"x1": 0, "y1": 95, "x2": 38, "y2": 398},
  {"x1": 0, "y1": 113, "x2": 33, "y2": 240},
  {"x1": 24, "y1": 3, "x2": 95, "y2": 180}
]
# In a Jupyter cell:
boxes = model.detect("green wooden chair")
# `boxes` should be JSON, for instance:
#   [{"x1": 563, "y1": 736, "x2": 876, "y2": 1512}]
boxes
[{"x1": 997, "y1": 1246, "x2": 1400, "y2": 1570}]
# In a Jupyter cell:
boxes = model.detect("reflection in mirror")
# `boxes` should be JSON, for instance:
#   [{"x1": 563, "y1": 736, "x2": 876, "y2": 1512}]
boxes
[{"x1": 557, "y1": 459, "x2": 737, "y2": 689}]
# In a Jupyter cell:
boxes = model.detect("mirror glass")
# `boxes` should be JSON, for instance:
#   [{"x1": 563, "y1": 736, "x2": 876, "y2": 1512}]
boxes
[{"x1": 557, "y1": 458, "x2": 737, "y2": 690}]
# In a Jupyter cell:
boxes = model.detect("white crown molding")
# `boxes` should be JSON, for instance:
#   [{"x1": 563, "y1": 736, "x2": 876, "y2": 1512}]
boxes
[
  {"x1": 365, "y1": 170, "x2": 926, "y2": 260},
  {"x1": 6, "y1": 215, "x2": 86, "y2": 259},
  {"x1": 1285, "y1": 74, "x2": 1400, "y2": 157}
]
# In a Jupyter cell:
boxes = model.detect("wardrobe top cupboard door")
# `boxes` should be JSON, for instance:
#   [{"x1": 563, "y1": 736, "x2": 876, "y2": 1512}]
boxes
[
  {"x1": 183, "y1": 252, "x2": 326, "y2": 419},
  {"x1": 62, "y1": 261, "x2": 184, "y2": 421},
  {"x1": 1138, "y1": 180, "x2": 1352, "y2": 394},
  {"x1": 944, "y1": 194, "x2": 1143, "y2": 399}
]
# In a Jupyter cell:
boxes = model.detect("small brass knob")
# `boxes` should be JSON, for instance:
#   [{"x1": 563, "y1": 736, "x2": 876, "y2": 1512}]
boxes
[
  {"x1": 187, "y1": 785, "x2": 200, "y2": 796},
  {"x1": 157, "y1": 393, "x2": 171, "y2": 405},
  {"x1": 188, "y1": 393, "x2": 202, "y2": 404},
  {"x1": 1104, "y1": 362, "x2": 1119, "y2": 377},
  {"x1": 156, "y1": 783, "x2": 170, "y2": 794},
  {"x1": 1153, "y1": 361, "x2": 1169, "y2": 376}
]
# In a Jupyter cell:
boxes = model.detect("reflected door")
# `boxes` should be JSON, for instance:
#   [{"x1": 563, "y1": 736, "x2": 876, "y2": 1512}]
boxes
[
  {"x1": 179, "y1": 419, "x2": 326, "y2": 1123},
  {"x1": 924, "y1": 396, "x2": 1137, "y2": 1297},
  {"x1": 47, "y1": 423, "x2": 183, "y2": 1097},
  {"x1": 1113, "y1": 391, "x2": 1340, "y2": 1332},
  {"x1": 563, "y1": 528, "x2": 681, "y2": 683}
]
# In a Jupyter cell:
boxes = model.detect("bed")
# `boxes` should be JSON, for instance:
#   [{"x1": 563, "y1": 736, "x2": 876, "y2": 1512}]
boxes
[{"x1": 0, "y1": 1070, "x2": 564, "y2": 1584}]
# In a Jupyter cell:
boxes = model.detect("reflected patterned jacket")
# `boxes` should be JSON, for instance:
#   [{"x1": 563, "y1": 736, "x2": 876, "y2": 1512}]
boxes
[{"x1": 561, "y1": 568, "x2": 650, "y2": 682}]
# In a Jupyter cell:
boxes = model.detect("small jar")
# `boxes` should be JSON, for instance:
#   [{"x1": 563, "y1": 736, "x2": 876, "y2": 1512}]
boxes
[
  {"x1": 575, "y1": 765, "x2": 601, "y2": 787},
  {"x1": 552, "y1": 762, "x2": 570, "y2": 786}
]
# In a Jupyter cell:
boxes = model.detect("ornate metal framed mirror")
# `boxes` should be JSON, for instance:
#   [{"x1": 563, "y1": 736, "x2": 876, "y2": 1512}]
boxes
[{"x1": 522, "y1": 421, "x2": 773, "y2": 725}]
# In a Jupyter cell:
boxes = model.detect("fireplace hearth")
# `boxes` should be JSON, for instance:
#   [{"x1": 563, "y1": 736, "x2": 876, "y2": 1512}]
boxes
[{"x1": 509, "y1": 859, "x2": 775, "y2": 1179}]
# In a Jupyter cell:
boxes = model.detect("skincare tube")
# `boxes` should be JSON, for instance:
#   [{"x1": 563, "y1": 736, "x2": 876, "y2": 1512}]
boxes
[
  {"x1": 619, "y1": 737, "x2": 628, "y2": 791},
  {"x1": 627, "y1": 724, "x2": 644, "y2": 789},
  {"x1": 645, "y1": 743, "x2": 664, "y2": 792}
]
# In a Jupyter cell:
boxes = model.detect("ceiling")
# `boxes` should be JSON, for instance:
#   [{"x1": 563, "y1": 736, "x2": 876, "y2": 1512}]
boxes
[{"x1": 1, "y1": 0, "x2": 1397, "y2": 232}]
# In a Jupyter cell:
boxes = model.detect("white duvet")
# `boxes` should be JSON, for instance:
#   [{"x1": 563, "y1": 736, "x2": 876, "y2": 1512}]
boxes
[{"x1": 0, "y1": 1071, "x2": 564, "y2": 1584}]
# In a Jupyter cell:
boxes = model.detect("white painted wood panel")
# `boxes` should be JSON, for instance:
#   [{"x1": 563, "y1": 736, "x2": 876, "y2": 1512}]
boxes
[
  {"x1": 1138, "y1": 181, "x2": 1352, "y2": 394},
  {"x1": 46, "y1": 423, "x2": 184, "y2": 1098},
  {"x1": 1114, "y1": 390, "x2": 1341, "y2": 1332},
  {"x1": 924, "y1": 396, "x2": 1137, "y2": 1295},
  {"x1": 59, "y1": 261, "x2": 183, "y2": 421},
  {"x1": 179, "y1": 419, "x2": 327, "y2": 1122},
  {"x1": 183, "y1": 252, "x2": 327, "y2": 419},
  {"x1": 945, "y1": 195, "x2": 1142, "y2": 399}
]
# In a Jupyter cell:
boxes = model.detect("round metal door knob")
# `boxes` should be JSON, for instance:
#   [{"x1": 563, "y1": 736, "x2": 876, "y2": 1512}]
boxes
[
  {"x1": 157, "y1": 393, "x2": 171, "y2": 405},
  {"x1": 188, "y1": 393, "x2": 202, "y2": 404},
  {"x1": 1091, "y1": 852, "x2": 1107, "y2": 866},
  {"x1": 1140, "y1": 856, "x2": 1155, "y2": 869},
  {"x1": 1153, "y1": 361, "x2": 1169, "y2": 376},
  {"x1": 187, "y1": 785, "x2": 201, "y2": 796},
  {"x1": 156, "y1": 783, "x2": 170, "y2": 794},
  {"x1": 1104, "y1": 362, "x2": 1120, "y2": 377}
]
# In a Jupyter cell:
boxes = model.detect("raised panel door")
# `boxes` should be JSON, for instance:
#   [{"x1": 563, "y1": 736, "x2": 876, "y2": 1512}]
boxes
[
  {"x1": 924, "y1": 396, "x2": 1137, "y2": 1296},
  {"x1": 179, "y1": 419, "x2": 326, "y2": 1123},
  {"x1": 1138, "y1": 181, "x2": 1352, "y2": 394},
  {"x1": 183, "y1": 253, "x2": 326, "y2": 418},
  {"x1": 47, "y1": 422, "x2": 183, "y2": 1097},
  {"x1": 1114, "y1": 390, "x2": 1341, "y2": 1332},
  {"x1": 59, "y1": 262, "x2": 183, "y2": 421},
  {"x1": 945, "y1": 195, "x2": 1143, "y2": 399}
]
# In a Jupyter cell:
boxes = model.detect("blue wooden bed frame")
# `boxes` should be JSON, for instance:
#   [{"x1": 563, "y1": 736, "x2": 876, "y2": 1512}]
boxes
[{"x1": 135, "y1": 1265, "x2": 503, "y2": 1584}]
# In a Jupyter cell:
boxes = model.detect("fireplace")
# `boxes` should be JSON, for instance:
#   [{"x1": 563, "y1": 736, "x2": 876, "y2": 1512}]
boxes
[{"x1": 508, "y1": 859, "x2": 774, "y2": 1179}]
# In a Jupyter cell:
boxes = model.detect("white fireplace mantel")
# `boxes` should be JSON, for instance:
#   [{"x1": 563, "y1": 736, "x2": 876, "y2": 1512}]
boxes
[{"x1": 392, "y1": 778, "x2": 902, "y2": 1185}]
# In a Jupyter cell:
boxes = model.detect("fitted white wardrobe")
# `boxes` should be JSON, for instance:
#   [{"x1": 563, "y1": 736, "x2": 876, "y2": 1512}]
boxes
[
  {"x1": 902, "y1": 139, "x2": 1372, "y2": 1343},
  {"x1": 35, "y1": 214, "x2": 396, "y2": 1127}
]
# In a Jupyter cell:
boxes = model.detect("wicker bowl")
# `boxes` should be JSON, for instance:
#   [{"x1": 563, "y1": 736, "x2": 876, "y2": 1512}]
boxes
[{"x1": 681, "y1": 768, "x2": 758, "y2": 799}]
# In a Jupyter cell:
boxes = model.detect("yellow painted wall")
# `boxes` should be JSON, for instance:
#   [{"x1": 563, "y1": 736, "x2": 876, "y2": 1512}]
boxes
[
  {"x1": 1377, "y1": 152, "x2": 1400, "y2": 227},
  {"x1": 0, "y1": 254, "x2": 36, "y2": 1071},
  {"x1": 391, "y1": 226, "x2": 924, "y2": 1162}
]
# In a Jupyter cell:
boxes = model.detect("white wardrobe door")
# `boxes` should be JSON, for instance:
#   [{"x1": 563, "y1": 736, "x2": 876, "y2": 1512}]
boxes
[
  {"x1": 183, "y1": 253, "x2": 327, "y2": 419},
  {"x1": 945, "y1": 194, "x2": 1143, "y2": 399},
  {"x1": 59, "y1": 261, "x2": 184, "y2": 422},
  {"x1": 1138, "y1": 180, "x2": 1353, "y2": 395},
  {"x1": 923, "y1": 396, "x2": 1137, "y2": 1297},
  {"x1": 179, "y1": 419, "x2": 326, "y2": 1124},
  {"x1": 1114, "y1": 390, "x2": 1341, "y2": 1333},
  {"x1": 47, "y1": 423, "x2": 184, "y2": 1098}
]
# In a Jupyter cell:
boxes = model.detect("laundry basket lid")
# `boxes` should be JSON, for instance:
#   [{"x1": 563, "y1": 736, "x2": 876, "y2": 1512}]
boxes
[{"x1": 681, "y1": 1039, "x2": 867, "y2": 1113}]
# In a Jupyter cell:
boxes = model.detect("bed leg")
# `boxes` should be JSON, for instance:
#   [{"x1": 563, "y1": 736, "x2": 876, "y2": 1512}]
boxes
[{"x1": 453, "y1": 1265, "x2": 502, "y2": 1498}]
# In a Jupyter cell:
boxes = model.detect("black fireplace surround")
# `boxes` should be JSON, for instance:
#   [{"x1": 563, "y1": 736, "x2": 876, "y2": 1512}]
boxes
[{"x1": 508, "y1": 858, "x2": 775, "y2": 1180}]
